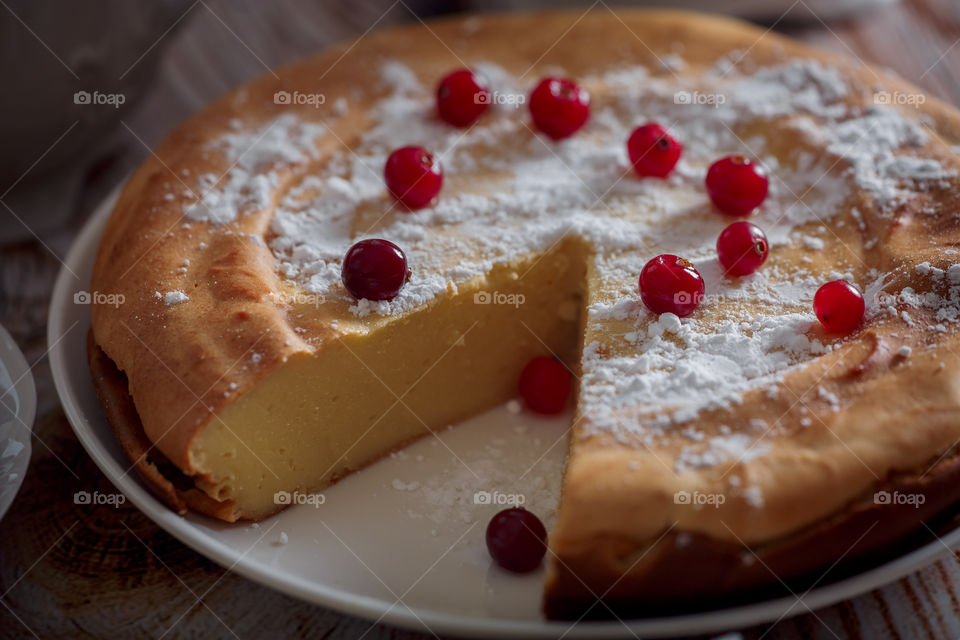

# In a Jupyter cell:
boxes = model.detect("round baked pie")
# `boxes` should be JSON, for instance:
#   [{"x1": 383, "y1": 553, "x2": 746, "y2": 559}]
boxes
[{"x1": 88, "y1": 9, "x2": 960, "y2": 619}]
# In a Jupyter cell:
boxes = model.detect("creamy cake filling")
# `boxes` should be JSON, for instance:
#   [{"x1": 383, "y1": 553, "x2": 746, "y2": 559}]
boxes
[{"x1": 191, "y1": 242, "x2": 586, "y2": 517}]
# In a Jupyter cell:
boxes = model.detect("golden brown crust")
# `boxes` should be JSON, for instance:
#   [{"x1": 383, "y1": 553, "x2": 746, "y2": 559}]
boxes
[
  {"x1": 87, "y1": 331, "x2": 242, "y2": 521},
  {"x1": 548, "y1": 328, "x2": 960, "y2": 601},
  {"x1": 545, "y1": 449, "x2": 960, "y2": 618}
]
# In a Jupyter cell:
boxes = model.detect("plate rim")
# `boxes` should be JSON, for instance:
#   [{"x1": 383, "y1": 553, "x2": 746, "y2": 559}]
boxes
[
  {"x1": 47, "y1": 187, "x2": 960, "y2": 639},
  {"x1": 0, "y1": 320, "x2": 37, "y2": 522}
]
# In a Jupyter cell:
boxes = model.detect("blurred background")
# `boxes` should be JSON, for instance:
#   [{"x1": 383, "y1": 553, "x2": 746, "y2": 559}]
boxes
[{"x1": 2, "y1": 1, "x2": 960, "y2": 638}]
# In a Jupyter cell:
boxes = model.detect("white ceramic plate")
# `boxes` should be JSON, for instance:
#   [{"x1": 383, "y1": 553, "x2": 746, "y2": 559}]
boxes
[
  {"x1": 49, "y1": 188, "x2": 960, "y2": 638},
  {"x1": 0, "y1": 322, "x2": 36, "y2": 523}
]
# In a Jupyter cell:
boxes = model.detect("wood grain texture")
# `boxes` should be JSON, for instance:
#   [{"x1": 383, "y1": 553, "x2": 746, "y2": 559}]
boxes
[{"x1": 3, "y1": 0, "x2": 960, "y2": 638}]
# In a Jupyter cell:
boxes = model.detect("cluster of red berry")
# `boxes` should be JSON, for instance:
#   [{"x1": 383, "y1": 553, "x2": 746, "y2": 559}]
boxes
[
  {"x1": 637, "y1": 153, "x2": 772, "y2": 318},
  {"x1": 340, "y1": 68, "x2": 591, "y2": 303},
  {"x1": 623, "y1": 111, "x2": 865, "y2": 334},
  {"x1": 625, "y1": 116, "x2": 864, "y2": 341},
  {"x1": 382, "y1": 70, "x2": 591, "y2": 213},
  {"x1": 629, "y1": 136, "x2": 864, "y2": 335},
  {"x1": 341, "y1": 68, "x2": 865, "y2": 326}
]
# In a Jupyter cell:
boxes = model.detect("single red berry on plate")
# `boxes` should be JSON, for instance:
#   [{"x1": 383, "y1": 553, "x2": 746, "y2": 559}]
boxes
[
  {"x1": 639, "y1": 254, "x2": 705, "y2": 317},
  {"x1": 705, "y1": 155, "x2": 769, "y2": 216},
  {"x1": 814, "y1": 280, "x2": 865, "y2": 334},
  {"x1": 717, "y1": 221, "x2": 769, "y2": 276},
  {"x1": 384, "y1": 146, "x2": 443, "y2": 209},
  {"x1": 341, "y1": 239, "x2": 408, "y2": 301},
  {"x1": 627, "y1": 123, "x2": 683, "y2": 178},
  {"x1": 436, "y1": 68, "x2": 490, "y2": 127},
  {"x1": 486, "y1": 507, "x2": 548, "y2": 573},
  {"x1": 529, "y1": 77, "x2": 590, "y2": 140},
  {"x1": 518, "y1": 356, "x2": 571, "y2": 415}
]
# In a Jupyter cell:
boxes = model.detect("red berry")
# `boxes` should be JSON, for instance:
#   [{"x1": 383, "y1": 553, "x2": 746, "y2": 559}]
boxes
[
  {"x1": 384, "y1": 146, "x2": 443, "y2": 209},
  {"x1": 341, "y1": 239, "x2": 408, "y2": 301},
  {"x1": 627, "y1": 123, "x2": 682, "y2": 178},
  {"x1": 518, "y1": 356, "x2": 571, "y2": 415},
  {"x1": 485, "y1": 508, "x2": 547, "y2": 573},
  {"x1": 705, "y1": 155, "x2": 769, "y2": 216},
  {"x1": 436, "y1": 68, "x2": 490, "y2": 127},
  {"x1": 639, "y1": 254, "x2": 705, "y2": 317},
  {"x1": 814, "y1": 280, "x2": 864, "y2": 334},
  {"x1": 717, "y1": 221, "x2": 769, "y2": 276},
  {"x1": 528, "y1": 77, "x2": 590, "y2": 140}
]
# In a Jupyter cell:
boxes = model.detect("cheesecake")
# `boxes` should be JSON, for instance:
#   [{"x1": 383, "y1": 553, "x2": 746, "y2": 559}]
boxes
[{"x1": 89, "y1": 9, "x2": 960, "y2": 618}]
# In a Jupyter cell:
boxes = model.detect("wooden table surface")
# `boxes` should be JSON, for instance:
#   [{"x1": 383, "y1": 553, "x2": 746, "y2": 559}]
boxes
[{"x1": 3, "y1": 0, "x2": 960, "y2": 638}]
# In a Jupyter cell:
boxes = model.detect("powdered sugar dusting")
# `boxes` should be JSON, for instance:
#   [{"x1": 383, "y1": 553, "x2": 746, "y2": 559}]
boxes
[
  {"x1": 676, "y1": 432, "x2": 772, "y2": 473},
  {"x1": 161, "y1": 290, "x2": 189, "y2": 306},
  {"x1": 183, "y1": 114, "x2": 326, "y2": 224}
]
